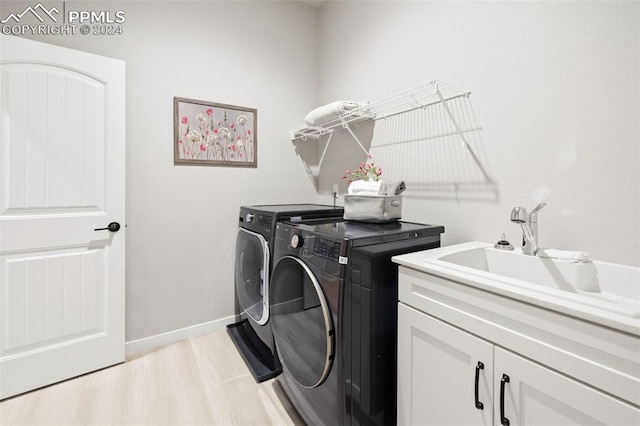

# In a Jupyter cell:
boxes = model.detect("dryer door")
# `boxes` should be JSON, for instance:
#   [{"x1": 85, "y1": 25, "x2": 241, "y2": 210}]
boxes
[
  {"x1": 270, "y1": 256, "x2": 334, "y2": 388},
  {"x1": 235, "y1": 228, "x2": 270, "y2": 325}
]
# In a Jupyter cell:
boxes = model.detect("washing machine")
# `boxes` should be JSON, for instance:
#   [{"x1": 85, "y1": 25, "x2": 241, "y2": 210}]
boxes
[
  {"x1": 270, "y1": 219, "x2": 444, "y2": 425},
  {"x1": 227, "y1": 204, "x2": 344, "y2": 383}
]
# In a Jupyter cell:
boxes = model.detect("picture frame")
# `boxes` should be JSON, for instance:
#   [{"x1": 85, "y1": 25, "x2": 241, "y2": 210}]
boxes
[{"x1": 173, "y1": 97, "x2": 257, "y2": 167}]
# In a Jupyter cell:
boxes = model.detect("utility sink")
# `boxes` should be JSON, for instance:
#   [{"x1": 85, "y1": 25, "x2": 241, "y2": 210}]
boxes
[
  {"x1": 394, "y1": 242, "x2": 640, "y2": 334},
  {"x1": 440, "y1": 245, "x2": 638, "y2": 295}
]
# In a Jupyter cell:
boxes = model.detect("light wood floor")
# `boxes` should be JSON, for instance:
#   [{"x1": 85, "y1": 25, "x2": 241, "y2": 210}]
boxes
[{"x1": 0, "y1": 330, "x2": 305, "y2": 425}]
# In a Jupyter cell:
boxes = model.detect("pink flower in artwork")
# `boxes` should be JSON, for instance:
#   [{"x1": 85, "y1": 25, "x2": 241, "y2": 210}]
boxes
[
  {"x1": 213, "y1": 128, "x2": 219, "y2": 134},
  {"x1": 200, "y1": 144, "x2": 206, "y2": 152},
  {"x1": 178, "y1": 139, "x2": 183, "y2": 144},
  {"x1": 231, "y1": 145, "x2": 237, "y2": 151},
  {"x1": 181, "y1": 116, "x2": 188, "y2": 124},
  {"x1": 206, "y1": 108, "x2": 213, "y2": 116},
  {"x1": 230, "y1": 123, "x2": 235, "y2": 129},
  {"x1": 247, "y1": 130, "x2": 252, "y2": 135}
]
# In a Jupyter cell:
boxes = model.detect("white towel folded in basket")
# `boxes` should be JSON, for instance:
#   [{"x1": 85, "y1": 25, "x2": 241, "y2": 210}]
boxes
[
  {"x1": 381, "y1": 180, "x2": 406, "y2": 195},
  {"x1": 348, "y1": 180, "x2": 383, "y2": 196},
  {"x1": 348, "y1": 179, "x2": 406, "y2": 196}
]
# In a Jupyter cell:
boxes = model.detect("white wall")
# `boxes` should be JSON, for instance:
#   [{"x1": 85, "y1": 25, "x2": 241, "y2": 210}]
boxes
[
  {"x1": 6, "y1": 0, "x2": 320, "y2": 341},
  {"x1": 316, "y1": 1, "x2": 639, "y2": 266}
]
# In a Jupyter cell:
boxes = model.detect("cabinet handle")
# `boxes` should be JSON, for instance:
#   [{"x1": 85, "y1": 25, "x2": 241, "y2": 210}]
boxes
[
  {"x1": 474, "y1": 361, "x2": 484, "y2": 410},
  {"x1": 500, "y1": 374, "x2": 510, "y2": 426}
]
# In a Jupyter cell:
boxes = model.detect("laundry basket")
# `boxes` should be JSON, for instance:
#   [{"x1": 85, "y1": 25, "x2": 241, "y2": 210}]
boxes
[{"x1": 343, "y1": 194, "x2": 402, "y2": 223}]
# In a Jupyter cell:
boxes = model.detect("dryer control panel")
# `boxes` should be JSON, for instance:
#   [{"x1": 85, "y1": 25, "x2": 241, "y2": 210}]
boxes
[{"x1": 313, "y1": 237, "x2": 342, "y2": 263}]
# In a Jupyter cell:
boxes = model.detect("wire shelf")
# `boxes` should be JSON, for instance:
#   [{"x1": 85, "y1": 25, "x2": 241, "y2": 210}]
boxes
[
  {"x1": 289, "y1": 80, "x2": 494, "y2": 196},
  {"x1": 290, "y1": 80, "x2": 470, "y2": 141}
]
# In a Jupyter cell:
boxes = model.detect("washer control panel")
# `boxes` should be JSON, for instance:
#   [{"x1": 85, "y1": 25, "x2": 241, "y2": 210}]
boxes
[
  {"x1": 257, "y1": 214, "x2": 272, "y2": 227},
  {"x1": 313, "y1": 237, "x2": 342, "y2": 263}
]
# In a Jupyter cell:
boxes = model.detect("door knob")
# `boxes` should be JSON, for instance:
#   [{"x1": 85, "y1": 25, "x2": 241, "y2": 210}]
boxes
[{"x1": 94, "y1": 222, "x2": 121, "y2": 232}]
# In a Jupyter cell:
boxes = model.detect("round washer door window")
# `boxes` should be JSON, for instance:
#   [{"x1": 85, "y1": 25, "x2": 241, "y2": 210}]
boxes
[
  {"x1": 270, "y1": 256, "x2": 334, "y2": 388},
  {"x1": 235, "y1": 228, "x2": 269, "y2": 325}
]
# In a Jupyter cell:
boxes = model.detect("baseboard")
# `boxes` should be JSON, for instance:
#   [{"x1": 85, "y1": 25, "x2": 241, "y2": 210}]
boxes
[{"x1": 125, "y1": 315, "x2": 238, "y2": 356}]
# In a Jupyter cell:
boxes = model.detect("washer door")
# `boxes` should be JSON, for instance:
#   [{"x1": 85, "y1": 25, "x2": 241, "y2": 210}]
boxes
[
  {"x1": 235, "y1": 228, "x2": 270, "y2": 325},
  {"x1": 270, "y1": 256, "x2": 334, "y2": 388}
]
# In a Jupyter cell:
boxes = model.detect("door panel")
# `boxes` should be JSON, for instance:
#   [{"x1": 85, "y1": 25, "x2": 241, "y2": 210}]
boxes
[
  {"x1": 235, "y1": 228, "x2": 269, "y2": 324},
  {"x1": 0, "y1": 35, "x2": 125, "y2": 400},
  {"x1": 2, "y1": 64, "x2": 105, "y2": 213},
  {"x1": 270, "y1": 256, "x2": 334, "y2": 388},
  {"x1": 2, "y1": 249, "x2": 105, "y2": 356},
  {"x1": 397, "y1": 303, "x2": 494, "y2": 426}
]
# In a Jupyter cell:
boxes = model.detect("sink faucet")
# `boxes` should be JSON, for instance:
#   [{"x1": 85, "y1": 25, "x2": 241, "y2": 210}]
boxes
[{"x1": 510, "y1": 203, "x2": 546, "y2": 255}]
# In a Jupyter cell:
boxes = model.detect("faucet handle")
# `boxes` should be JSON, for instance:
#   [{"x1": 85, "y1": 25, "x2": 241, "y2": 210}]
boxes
[
  {"x1": 531, "y1": 203, "x2": 547, "y2": 214},
  {"x1": 529, "y1": 203, "x2": 546, "y2": 222}
]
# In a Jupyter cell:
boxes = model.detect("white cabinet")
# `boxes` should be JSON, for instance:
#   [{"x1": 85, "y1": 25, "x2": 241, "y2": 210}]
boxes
[
  {"x1": 495, "y1": 346, "x2": 639, "y2": 426},
  {"x1": 398, "y1": 303, "x2": 493, "y2": 425},
  {"x1": 397, "y1": 266, "x2": 640, "y2": 426}
]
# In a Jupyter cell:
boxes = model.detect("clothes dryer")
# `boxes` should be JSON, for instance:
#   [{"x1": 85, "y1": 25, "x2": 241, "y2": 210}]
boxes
[
  {"x1": 270, "y1": 219, "x2": 444, "y2": 425},
  {"x1": 228, "y1": 204, "x2": 344, "y2": 382}
]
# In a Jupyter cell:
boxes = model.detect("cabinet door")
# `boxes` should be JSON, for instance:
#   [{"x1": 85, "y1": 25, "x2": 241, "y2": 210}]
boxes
[
  {"x1": 398, "y1": 303, "x2": 494, "y2": 425},
  {"x1": 495, "y1": 347, "x2": 640, "y2": 426}
]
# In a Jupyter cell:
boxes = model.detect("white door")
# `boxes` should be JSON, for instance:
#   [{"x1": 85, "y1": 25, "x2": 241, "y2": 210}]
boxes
[
  {"x1": 0, "y1": 35, "x2": 125, "y2": 400},
  {"x1": 495, "y1": 347, "x2": 640, "y2": 426},
  {"x1": 397, "y1": 303, "x2": 494, "y2": 426}
]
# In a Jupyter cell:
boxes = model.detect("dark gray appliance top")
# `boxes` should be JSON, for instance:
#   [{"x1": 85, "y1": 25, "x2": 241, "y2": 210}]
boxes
[
  {"x1": 242, "y1": 204, "x2": 343, "y2": 214},
  {"x1": 238, "y1": 204, "x2": 345, "y2": 236},
  {"x1": 284, "y1": 219, "x2": 444, "y2": 248}
]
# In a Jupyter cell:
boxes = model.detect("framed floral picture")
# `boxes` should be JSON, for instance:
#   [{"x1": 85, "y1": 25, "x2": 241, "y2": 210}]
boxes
[{"x1": 174, "y1": 97, "x2": 257, "y2": 167}]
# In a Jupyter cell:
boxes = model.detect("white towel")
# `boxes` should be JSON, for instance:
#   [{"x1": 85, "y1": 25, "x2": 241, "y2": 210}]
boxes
[
  {"x1": 380, "y1": 180, "x2": 406, "y2": 195},
  {"x1": 348, "y1": 180, "x2": 383, "y2": 196},
  {"x1": 304, "y1": 101, "x2": 367, "y2": 126},
  {"x1": 538, "y1": 249, "x2": 591, "y2": 263}
]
